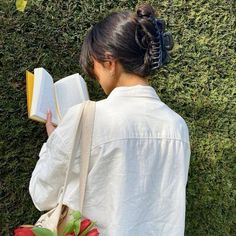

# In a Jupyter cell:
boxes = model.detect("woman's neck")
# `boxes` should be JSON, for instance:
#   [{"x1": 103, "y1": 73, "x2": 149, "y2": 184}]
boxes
[{"x1": 116, "y1": 72, "x2": 149, "y2": 87}]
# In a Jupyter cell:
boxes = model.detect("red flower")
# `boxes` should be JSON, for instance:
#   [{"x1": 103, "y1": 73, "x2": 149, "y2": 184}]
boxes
[
  {"x1": 86, "y1": 228, "x2": 99, "y2": 236},
  {"x1": 66, "y1": 233, "x2": 75, "y2": 236},
  {"x1": 14, "y1": 227, "x2": 35, "y2": 236},
  {"x1": 66, "y1": 218, "x2": 99, "y2": 236},
  {"x1": 79, "y1": 219, "x2": 92, "y2": 233}
]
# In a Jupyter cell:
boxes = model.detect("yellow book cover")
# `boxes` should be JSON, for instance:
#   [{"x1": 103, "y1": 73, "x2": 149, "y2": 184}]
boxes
[{"x1": 26, "y1": 70, "x2": 34, "y2": 117}]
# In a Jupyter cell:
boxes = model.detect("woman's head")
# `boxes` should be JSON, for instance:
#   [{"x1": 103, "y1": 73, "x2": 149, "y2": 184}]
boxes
[{"x1": 80, "y1": 4, "x2": 174, "y2": 92}]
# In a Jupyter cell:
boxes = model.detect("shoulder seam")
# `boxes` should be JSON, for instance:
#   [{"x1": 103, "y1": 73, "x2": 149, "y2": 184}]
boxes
[{"x1": 91, "y1": 137, "x2": 190, "y2": 151}]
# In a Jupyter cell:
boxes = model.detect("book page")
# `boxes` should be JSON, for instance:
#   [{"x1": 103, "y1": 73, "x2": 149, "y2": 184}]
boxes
[
  {"x1": 54, "y1": 73, "x2": 89, "y2": 119},
  {"x1": 30, "y1": 68, "x2": 58, "y2": 125}
]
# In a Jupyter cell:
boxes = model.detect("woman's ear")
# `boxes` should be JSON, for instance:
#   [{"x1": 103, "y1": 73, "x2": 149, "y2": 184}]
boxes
[
  {"x1": 103, "y1": 52, "x2": 122, "y2": 80},
  {"x1": 103, "y1": 60, "x2": 116, "y2": 72},
  {"x1": 103, "y1": 52, "x2": 115, "y2": 68}
]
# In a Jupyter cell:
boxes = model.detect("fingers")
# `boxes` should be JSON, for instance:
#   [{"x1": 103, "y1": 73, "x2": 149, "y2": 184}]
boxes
[
  {"x1": 46, "y1": 109, "x2": 56, "y2": 136},
  {"x1": 46, "y1": 109, "x2": 52, "y2": 123}
]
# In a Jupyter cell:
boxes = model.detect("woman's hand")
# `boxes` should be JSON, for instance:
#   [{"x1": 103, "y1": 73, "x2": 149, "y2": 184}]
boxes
[{"x1": 46, "y1": 110, "x2": 57, "y2": 136}]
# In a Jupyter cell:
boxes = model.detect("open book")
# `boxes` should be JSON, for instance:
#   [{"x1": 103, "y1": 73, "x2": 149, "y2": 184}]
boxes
[{"x1": 26, "y1": 67, "x2": 89, "y2": 125}]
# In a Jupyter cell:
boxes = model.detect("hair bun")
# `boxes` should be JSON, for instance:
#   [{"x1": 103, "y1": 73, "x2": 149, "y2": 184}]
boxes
[
  {"x1": 134, "y1": 4, "x2": 174, "y2": 73},
  {"x1": 136, "y1": 4, "x2": 155, "y2": 18}
]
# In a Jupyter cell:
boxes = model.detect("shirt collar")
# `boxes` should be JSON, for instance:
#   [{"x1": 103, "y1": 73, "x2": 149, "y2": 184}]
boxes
[{"x1": 107, "y1": 85, "x2": 161, "y2": 101}]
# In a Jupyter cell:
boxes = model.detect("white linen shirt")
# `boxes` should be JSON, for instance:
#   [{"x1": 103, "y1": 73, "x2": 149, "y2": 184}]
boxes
[{"x1": 29, "y1": 85, "x2": 191, "y2": 236}]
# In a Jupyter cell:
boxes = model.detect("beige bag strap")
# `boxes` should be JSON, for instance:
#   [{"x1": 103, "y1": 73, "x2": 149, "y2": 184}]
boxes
[
  {"x1": 79, "y1": 101, "x2": 96, "y2": 212},
  {"x1": 59, "y1": 101, "x2": 87, "y2": 202},
  {"x1": 59, "y1": 100, "x2": 95, "y2": 209}
]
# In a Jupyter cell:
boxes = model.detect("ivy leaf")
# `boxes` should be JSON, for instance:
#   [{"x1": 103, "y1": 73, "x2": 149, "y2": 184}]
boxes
[
  {"x1": 72, "y1": 210, "x2": 82, "y2": 221},
  {"x1": 16, "y1": 0, "x2": 27, "y2": 12},
  {"x1": 63, "y1": 220, "x2": 75, "y2": 236},
  {"x1": 74, "y1": 219, "x2": 81, "y2": 236},
  {"x1": 32, "y1": 227, "x2": 56, "y2": 236}
]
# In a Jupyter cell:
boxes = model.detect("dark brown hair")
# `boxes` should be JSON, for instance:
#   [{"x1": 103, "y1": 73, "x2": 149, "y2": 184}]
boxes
[{"x1": 79, "y1": 4, "x2": 174, "y2": 78}]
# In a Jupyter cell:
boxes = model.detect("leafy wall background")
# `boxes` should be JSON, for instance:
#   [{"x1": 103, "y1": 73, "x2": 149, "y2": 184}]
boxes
[{"x1": 0, "y1": 0, "x2": 235, "y2": 235}]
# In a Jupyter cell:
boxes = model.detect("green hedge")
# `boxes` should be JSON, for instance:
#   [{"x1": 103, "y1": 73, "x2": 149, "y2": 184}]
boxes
[{"x1": 0, "y1": 0, "x2": 235, "y2": 235}]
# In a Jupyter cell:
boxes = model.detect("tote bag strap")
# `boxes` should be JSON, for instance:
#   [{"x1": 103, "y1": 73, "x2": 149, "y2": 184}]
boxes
[
  {"x1": 79, "y1": 101, "x2": 96, "y2": 212},
  {"x1": 60, "y1": 100, "x2": 95, "y2": 208},
  {"x1": 59, "y1": 101, "x2": 87, "y2": 202}
]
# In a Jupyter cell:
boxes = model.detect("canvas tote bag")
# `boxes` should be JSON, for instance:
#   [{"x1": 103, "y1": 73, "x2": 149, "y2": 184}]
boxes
[{"x1": 20, "y1": 100, "x2": 96, "y2": 236}]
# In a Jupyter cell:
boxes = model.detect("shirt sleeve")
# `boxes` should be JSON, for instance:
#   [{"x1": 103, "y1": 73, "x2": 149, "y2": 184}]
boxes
[{"x1": 29, "y1": 104, "x2": 82, "y2": 211}]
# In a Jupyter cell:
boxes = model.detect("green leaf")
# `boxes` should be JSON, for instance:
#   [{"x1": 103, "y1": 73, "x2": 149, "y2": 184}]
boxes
[
  {"x1": 72, "y1": 210, "x2": 82, "y2": 220},
  {"x1": 16, "y1": 0, "x2": 27, "y2": 12},
  {"x1": 32, "y1": 227, "x2": 56, "y2": 236},
  {"x1": 74, "y1": 219, "x2": 81, "y2": 236},
  {"x1": 63, "y1": 220, "x2": 75, "y2": 236}
]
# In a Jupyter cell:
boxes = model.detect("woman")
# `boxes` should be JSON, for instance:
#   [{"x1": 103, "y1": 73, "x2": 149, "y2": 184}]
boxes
[{"x1": 29, "y1": 4, "x2": 191, "y2": 236}]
